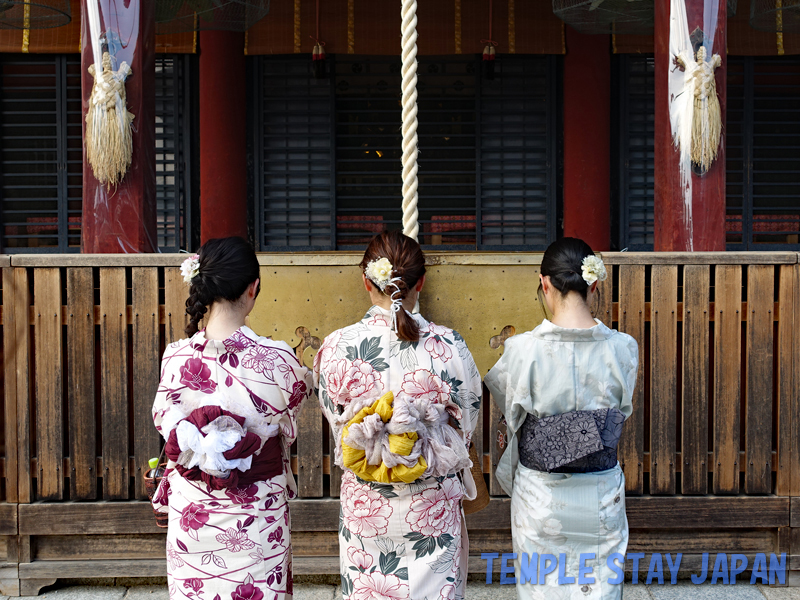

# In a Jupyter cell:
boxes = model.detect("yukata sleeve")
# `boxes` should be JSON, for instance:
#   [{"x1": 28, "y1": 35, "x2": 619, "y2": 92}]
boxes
[
  {"x1": 484, "y1": 335, "x2": 535, "y2": 496},
  {"x1": 272, "y1": 341, "x2": 314, "y2": 447},
  {"x1": 453, "y1": 333, "x2": 482, "y2": 447},
  {"x1": 313, "y1": 334, "x2": 345, "y2": 434},
  {"x1": 152, "y1": 342, "x2": 189, "y2": 440},
  {"x1": 615, "y1": 333, "x2": 640, "y2": 419},
  {"x1": 484, "y1": 335, "x2": 535, "y2": 431}
]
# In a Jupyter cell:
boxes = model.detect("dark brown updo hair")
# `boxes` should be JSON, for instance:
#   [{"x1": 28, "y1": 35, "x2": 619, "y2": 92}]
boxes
[
  {"x1": 540, "y1": 237, "x2": 596, "y2": 301},
  {"x1": 359, "y1": 230, "x2": 426, "y2": 342},
  {"x1": 185, "y1": 237, "x2": 260, "y2": 337}
]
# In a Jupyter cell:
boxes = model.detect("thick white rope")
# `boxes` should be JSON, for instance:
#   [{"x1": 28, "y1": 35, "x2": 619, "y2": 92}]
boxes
[
  {"x1": 400, "y1": 0, "x2": 419, "y2": 241},
  {"x1": 85, "y1": 0, "x2": 103, "y2": 74}
]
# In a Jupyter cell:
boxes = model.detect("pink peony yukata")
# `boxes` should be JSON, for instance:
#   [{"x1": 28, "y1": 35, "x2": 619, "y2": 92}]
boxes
[
  {"x1": 313, "y1": 306, "x2": 483, "y2": 600},
  {"x1": 152, "y1": 326, "x2": 313, "y2": 600}
]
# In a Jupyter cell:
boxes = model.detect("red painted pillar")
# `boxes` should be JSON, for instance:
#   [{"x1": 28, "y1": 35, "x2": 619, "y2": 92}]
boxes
[
  {"x1": 199, "y1": 31, "x2": 248, "y2": 243},
  {"x1": 80, "y1": 0, "x2": 156, "y2": 253},
  {"x1": 562, "y1": 29, "x2": 611, "y2": 251},
  {"x1": 654, "y1": 0, "x2": 726, "y2": 251}
]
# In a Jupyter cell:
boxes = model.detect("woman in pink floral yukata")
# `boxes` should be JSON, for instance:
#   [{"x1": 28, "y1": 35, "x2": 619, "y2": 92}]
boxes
[
  {"x1": 313, "y1": 231, "x2": 483, "y2": 600},
  {"x1": 152, "y1": 237, "x2": 313, "y2": 600}
]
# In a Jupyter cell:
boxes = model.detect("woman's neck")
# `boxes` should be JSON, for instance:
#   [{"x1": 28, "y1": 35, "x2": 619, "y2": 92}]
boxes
[
  {"x1": 370, "y1": 291, "x2": 418, "y2": 313},
  {"x1": 203, "y1": 302, "x2": 249, "y2": 340},
  {"x1": 549, "y1": 293, "x2": 597, "y2": 329}
]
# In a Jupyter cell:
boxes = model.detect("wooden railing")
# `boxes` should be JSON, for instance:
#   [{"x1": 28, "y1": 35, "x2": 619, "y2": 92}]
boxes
[{"x1": 0, "y1": 251, "x2": 798, "y2": 594}]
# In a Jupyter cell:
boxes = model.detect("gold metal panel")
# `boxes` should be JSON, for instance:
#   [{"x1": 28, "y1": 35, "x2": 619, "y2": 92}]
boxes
[
  {"x1": 419, "y1": 263, "x2": 545, "y2": 376},
  {"x1": 250, "y1": 253, "x2": 546, "y2": 374}
]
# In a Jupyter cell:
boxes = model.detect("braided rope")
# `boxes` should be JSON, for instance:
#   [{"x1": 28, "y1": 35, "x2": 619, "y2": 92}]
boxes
[{"x1": 401, "y1": 0, "x2": 420, "y2": 241}]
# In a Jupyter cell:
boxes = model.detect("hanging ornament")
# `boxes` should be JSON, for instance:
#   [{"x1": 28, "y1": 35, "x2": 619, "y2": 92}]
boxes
[
  {"x1": 86, "y1": 51, "x2": 135, "y2": 187},
  {"x1": 312, "y1": 43, "x2": 327, "y2": 79},
  {"x1": 481, "y1": 0, "x2": 497, "y2": 81},
  {"x1": 84, "y1": 1, "x2": 135, "y2": 187},
  {"x1": 154, "y1": 0, "x2": 272, "y2": 34},
  {"x1": 673, "y1": 44, "x2": 722, "y2": 172},
  {"x1": 482, "y1": 43, "x2": 497, "y2": 80},
  {"x1": 310, "y1": 0, "x2": 326, "y2": 79},
  {"x1": 750, "y1": 0, "x2": 800, "y2": 33},
  {"x1": 0, "y1": 0, "x2": 72, "y2": 29}
]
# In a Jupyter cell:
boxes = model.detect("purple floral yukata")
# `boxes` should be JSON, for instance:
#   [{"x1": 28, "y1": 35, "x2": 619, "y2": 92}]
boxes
[{"x1": 152, "y1": 326, "x2": 313, "y2": 600}]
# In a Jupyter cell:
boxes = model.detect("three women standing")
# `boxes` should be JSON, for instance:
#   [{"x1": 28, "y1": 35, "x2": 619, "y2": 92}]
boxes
[
  {"x1": 485, "y1": 238, "x2": 639, "y2": 600},
  {"x1": 313, "y1": 231, "x2": 483, "y2": 600},
  {"x1": 152, "y1": 237, "x2": 312, "y2": 600},
  {"x1": 151, "y1": 233, "x2": 637, "y2": 600}
]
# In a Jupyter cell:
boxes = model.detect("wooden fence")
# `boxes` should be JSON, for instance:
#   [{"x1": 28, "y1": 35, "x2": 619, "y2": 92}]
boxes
[{"x1": 0, "y1": 251, "x2": 798, "y2": 594}]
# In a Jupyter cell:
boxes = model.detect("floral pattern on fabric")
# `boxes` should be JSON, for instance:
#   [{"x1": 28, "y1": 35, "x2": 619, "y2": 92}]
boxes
[
  {"x1": 314, "y1": 306, "x2": 482, "y2": 600},
  {"x1": 153, "y1": 326, "x2": 313, "y2": 600},
  {"x1": 518, "y1": 408, "x2": 626, "y2": 473}
]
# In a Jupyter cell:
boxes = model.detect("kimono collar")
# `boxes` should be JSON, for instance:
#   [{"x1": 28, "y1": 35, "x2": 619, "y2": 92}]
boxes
[
  {"x1": 362, "y1": 305, "x2": 430, "y2": 330},
  {"x1": 532, "y1": 318, "x2": 615, "y2": 342},
  {"x1": 191, "y1": 325, "x2": 260, "y2": 355}
]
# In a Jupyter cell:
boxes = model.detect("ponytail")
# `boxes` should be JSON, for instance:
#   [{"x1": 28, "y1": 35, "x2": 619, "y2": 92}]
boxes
[
  {"x1": 386, "y1": 275, "x2": 420, "y2": 343},
  {"x1": 360, "y1": 231, "x2": 426, "y2": 343},
  {"x1": 185, "y1": 282, "x2": 210, "y2": 337}
]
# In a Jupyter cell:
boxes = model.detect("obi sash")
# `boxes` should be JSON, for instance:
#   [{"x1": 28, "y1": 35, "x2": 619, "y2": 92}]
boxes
[
  {"x1": 165, "y1": 406, "x2": 283, "y2": 491},
  {"x1": 518, "y1": 408, "x2": 625, "y2": 474}
]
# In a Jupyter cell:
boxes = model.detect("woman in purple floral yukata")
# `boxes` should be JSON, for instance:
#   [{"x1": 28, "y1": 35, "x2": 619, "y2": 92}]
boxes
[
  {"x1": 313, "y1": 231, "x2": 483, "y2": 600},
  {"x1": 152, "y1": 237, "x2": 313, "y2": 600}
]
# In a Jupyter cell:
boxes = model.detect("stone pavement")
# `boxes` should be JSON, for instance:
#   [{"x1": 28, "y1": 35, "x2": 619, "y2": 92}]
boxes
[{"x1": 1, "y1": 582, "x2": 799, "y2": 600}]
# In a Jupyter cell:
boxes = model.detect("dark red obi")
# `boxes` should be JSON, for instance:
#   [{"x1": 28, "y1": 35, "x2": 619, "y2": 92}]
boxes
[{"x1": 164, "y1": 405, "x2": 283, "y2": 491}]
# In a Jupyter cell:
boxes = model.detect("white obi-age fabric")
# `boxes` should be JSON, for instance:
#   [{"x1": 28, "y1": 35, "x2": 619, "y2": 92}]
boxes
[{"x1": 485, "y1": 319, "x2": 638, "y2": 600}]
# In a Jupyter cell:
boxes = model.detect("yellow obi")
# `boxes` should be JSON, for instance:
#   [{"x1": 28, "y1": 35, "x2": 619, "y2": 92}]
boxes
[{"x1": 341, "y1": 391, "x2": 427, "y2": 483}]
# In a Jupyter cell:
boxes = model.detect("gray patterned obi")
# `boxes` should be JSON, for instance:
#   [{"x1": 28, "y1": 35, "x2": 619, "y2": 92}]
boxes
[{"x1": 518, "y1": 408, "x2": 625, "y2": 473}]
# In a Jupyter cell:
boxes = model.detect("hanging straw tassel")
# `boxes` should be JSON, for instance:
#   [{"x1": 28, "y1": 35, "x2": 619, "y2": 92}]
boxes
[
  {"x1": 85, "y1": 52, "x2": 134, "y2": 187},
  {"x1": 690, "y1": 49, "x2": 722, "y2": 172}
]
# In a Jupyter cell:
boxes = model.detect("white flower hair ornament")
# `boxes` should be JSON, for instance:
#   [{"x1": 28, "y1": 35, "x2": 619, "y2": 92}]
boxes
[
  {"x1": 365, "y1": 257, "x2": 394, "y2": 291},
  {"x1": 581, "y1": 255, "x2": 607, "y2": 286},
  {"x1": 365, "y1": 257, "x2": 404, "y2": 333},
  {"x1": 180, "y1": 254, "x2": 200, "y2": 284}
]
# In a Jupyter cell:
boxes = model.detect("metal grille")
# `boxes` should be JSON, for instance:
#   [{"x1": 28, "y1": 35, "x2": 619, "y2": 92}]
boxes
[
  {"x1": 615, "y1": 54, "x2": 655, "y2": 250},
  {"x1": 616, "y1": 54, "x2": 800, "y2": 250},
  {"x1": 253, "y1": 56, "x2": 333, "y2": 250},
  {"x1": 253, "y1": 54, "x2": 556, "y2": 251},
  {"x1": 0, "y1": 55, "x2": 82, "y2": 252},
  {"x1": 726, "y1": 58, "x2": 747, "y2": 246},
  {"x1": 155, "y1": 55, "x2": 192, "y2": 252},
  {"x1": 727, "y1": 56, "x2": 800, "y2": 249},
  {"x1": 0, "y1": 54, "x2": 192, "y2": 253},
  {"x1": 479, "y1": 56, "x2": 557, "y2": 249}
]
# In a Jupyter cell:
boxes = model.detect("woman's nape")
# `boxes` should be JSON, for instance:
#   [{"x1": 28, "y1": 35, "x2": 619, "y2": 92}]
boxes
[
  {"x1": 359, "y1": 230, "x2": 427, "y2": 342},
  {"x1": 204, "y1": 279, "x2": 260, "y2": 341},
  {"x1": 539, "y1": 237, "x2": 600, "y2": 330},
  {"x1": 184, "y1": 236, "x2": 261, "y2": 340},
  {"x1": 362, "y1": 272, "x2": 425, "y2": 313}
]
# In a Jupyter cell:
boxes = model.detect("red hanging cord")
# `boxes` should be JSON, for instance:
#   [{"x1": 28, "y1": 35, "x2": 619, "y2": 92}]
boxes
[
  {"x1": 481, "y1": 0, "x2": 497, "y2": 61},
  {"x1": 311, "y1": 0, "x2": 326, "y2": 78}
]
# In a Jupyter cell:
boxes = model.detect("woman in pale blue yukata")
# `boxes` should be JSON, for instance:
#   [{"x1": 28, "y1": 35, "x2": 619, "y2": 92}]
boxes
[{"x1": 485, "y1": 237, "x2": 639, "y2": 600}]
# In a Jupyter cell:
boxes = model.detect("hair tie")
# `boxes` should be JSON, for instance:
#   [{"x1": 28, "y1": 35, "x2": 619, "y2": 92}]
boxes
[{"x1": 384, "y1": 278, "x2": 404, "y2": 333}]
